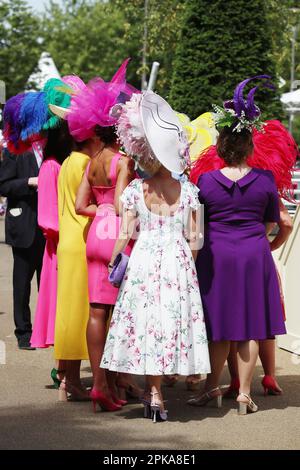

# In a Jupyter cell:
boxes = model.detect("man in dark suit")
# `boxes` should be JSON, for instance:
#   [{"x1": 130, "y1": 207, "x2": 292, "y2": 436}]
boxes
[{"x1": 0, "y1": 148, "x2": 45, "y2": 349}]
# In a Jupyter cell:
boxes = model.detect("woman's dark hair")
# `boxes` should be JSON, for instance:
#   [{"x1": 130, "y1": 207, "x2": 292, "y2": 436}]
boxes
[
  {"x1": 73, "y1": 125, "x2": 117, "y2": 152},
  {"x1": 217, "y1": 125, "x2": 254, "y2": 166},
  {"x1": 43, "y1": 121, "x2": 74, "y2": 164},
  {"x1": 94, "y1": 125, "x2": 117, "y2": 146}
]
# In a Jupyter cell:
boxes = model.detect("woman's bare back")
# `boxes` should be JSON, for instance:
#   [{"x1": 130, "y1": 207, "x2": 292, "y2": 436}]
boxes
[
  {"x1": 143, "y1": 176, "x2": 181, "y2": 216},
  {"x1": 88, "y1": 150, "x2": 117, "y2": 187}
]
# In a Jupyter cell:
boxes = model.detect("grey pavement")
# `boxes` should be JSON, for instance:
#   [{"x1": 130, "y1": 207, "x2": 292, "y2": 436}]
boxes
[{"x1": 0, "y1": 217, "x2": 300, "y2": 450}]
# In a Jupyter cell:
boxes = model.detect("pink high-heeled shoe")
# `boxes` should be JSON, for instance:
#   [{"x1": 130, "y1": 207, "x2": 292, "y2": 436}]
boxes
[
  {"x1": 90, "y1": 388, "x2": 122, "y2": 412},
  {"x1": 109, "y1": 389, "x2": 127, "y2": 406}
]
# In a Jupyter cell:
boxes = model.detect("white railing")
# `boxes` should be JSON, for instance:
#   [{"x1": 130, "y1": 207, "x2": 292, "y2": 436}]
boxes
[
  {"x1": 274, "y1": 205, "x2": 300, "y2": 354},
  {"x1": 283, "y1": 169, "x2": 300, "y2": 216}
]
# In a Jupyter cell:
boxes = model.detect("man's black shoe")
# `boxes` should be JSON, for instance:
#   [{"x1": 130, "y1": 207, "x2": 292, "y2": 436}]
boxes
[{"x1": 18, "y1": 338, "x2": 36, "y2": 350}]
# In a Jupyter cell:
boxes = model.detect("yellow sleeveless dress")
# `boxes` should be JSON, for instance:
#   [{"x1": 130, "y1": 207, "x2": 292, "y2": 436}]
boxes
[{"x1": 54, "y1": 152, "x2": 90, "y2": 360}]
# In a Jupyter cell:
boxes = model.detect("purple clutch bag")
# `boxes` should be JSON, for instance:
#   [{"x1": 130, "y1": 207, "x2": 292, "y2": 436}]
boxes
[{"x1": 108, "y1": 253, "x2": 129, "y2": 286}]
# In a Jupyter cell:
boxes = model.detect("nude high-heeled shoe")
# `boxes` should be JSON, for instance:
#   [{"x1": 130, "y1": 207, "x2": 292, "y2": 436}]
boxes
[
  {"x1": 150, "y1": 392, "x2": 168, "y2": 423},
  {"x1": 187, "y1": 387, "x2": 222, "y2": 408},
  {"x1": 58, "y1": 379, "x2": 68, "y2": 402},
  {"x1": 237, "y1": 393, "x2": 258, "y2": 415}
]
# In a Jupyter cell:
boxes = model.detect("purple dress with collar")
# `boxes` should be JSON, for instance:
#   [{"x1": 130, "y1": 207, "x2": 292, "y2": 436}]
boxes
[{"x1": 196, "y1": 168, "x2": 286, "y2": 341}]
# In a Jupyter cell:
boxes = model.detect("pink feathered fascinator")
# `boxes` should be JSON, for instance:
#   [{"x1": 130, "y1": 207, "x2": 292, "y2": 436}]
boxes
[{"x1": 67, "y1": 58, "x2": 139, "y2": 142}]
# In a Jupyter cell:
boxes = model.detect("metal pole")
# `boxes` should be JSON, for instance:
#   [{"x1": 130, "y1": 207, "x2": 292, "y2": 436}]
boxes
[
  {"x1": 141, "y1": 0, "x2": 149, "y2": 91},
  {"x1": 147, "y1": 61, "x2": 160, "y2": 91},
  {"x1": 291, "y1": 27, "x2": 296, "y2": 92},
  {"x1": 289, "y1": 26, "x2": 297, "y2": 133},
  {"x1": 288, "y1": 112, "x2": 294, "y2": 134}
]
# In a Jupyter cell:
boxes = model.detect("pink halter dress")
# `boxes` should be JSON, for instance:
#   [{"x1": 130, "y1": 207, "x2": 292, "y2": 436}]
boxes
[{"x1": 86, "y1": 153, "x2": 133, "y2": 305}]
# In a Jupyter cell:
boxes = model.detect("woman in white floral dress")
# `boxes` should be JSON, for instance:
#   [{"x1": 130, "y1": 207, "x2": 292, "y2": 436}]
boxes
[{"x1": 101, "y1": 91, "x2": 211, "y2": 422}]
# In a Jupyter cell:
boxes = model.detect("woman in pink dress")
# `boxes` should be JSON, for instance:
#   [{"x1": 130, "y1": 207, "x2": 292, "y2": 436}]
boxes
[
  {"x1": 30, "y1": 124, "x2": 73, "y2": 383},
  {"x1": 76, "y1": 125, "x2": 137, "y2": 411}
]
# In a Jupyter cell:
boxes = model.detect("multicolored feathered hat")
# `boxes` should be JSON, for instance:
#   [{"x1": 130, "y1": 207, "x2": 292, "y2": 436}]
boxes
[
  {"x1": 49, "y1": 59, "x2": 138, "y2": 142},
  {"x1": 3, "y1": 93, "x2": 30, "y2": 154},
  {"x1": 3, "y1": 78, "x2": 75, "y2": 154},
  {"x1": 213, "y1": 75, "x2": 275, "y2": 133}
]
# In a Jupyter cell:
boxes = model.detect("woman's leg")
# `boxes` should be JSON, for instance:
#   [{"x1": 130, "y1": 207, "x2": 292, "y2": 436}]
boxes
[
  {"x1": 205, "y1": 340, "x2": 231, "y2": 391},
  {"x1": 58, "y1": 359, "x2": 89, "y2": 401},
  {"x1": 237, "y1": 340, "x2": 259, "y2": 395},
  {"x1": 65, "y1": 360, "x2": 82, "y2": 387},
  {"x1": 227, "y1": 341, "x2": 239, "y2": 379},
  {"x1": 259, "y1": 339, "x2": 276, "y2": 376},
  {"x1": 223, "y1": 341, "x2": 240, "y2": 397},
  {"x1": 162, "y1": 374, "x2": 179, "y2": 387},
  {"x1": 116, "y1": 372, "x2": 144, "y2": 398},
  {"x1": 57, "y1": 359, "x2": 66, "y2": 381},
  {"x1": 87, "y1": 303, "x2": 110, "y2": 392},
  {"x1": 187, "y1": 341, "x2": 229, "y2": 406},
  {"x1": 259, "y1": 339, "x2": 282, "y2": 393},
  {"x1": 185, "y1": 374, "x2": 201, "y2": 390}
]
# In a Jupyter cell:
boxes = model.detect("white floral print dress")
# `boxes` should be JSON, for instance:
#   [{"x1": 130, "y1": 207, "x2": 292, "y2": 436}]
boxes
[{"x1": 101, "y1": 178, "x2": 211, "y2": 376}]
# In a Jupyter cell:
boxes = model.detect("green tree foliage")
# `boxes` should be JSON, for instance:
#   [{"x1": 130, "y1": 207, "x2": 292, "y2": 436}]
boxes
[
  {"x1": 113, "y1": 0, "x2": 185, "y2": 96},
  {"x1": 42, "y1": 0, "x2": 140, "y2": 87},
  {"x1": 267, "y1": 0, "x2": 300, "y2": 88},
  {"x1": 0, "y1": 0, "x2": 41, "y2": 98},
  {"x1": 169, "y1": 0, "x2": 284, "y2": 119}
]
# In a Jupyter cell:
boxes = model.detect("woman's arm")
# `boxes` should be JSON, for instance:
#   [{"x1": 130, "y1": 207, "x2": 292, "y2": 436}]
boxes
[
  {"x1": 75, "y1": 173, "x2": 97, "y2": 217},
  {"x1": 187, "y1": 206, "x2": 204, "y2": 261},
  {"x1": 269, "y1": 200, "x2": 293, "y2": 251},
  {"x1": 109, "y1": 208, "x2": 137, "y2": 269},
  {"x1": 265, "y1": 222, "x2": 276, "y2": 235},
  {"x1": 114, "y1": 156, "x2": 135, "y2": 216}
]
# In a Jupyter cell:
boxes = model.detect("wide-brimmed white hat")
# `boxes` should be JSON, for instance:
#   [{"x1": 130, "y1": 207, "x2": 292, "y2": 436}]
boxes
[
  {"x1": 115, "y1": 91, "x2": 190, "y2": 175},
  {"x1": 140, "y1": 91, "x2": 189, "y2": 174}
]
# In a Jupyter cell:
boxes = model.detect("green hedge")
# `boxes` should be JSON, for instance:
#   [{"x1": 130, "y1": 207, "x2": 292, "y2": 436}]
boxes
[{"x1": 169, "y1": 0, "x2": 283, "y2": 120}]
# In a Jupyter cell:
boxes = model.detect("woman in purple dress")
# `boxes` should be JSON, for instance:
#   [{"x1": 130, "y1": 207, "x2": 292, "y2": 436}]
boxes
[{"x1": 188, "y1": 76, "x2": 288, "y2": 415}]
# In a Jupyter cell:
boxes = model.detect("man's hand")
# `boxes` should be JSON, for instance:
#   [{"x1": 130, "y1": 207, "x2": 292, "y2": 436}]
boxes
[{"x1": 28, "y1": 177, "x2": 38, "y2": 187}]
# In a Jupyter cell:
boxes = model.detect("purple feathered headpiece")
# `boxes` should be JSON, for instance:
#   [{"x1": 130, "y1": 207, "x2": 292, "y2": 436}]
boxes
[
  {"x1": 213, "y1": 75, "x2": 275, "y2": 132},
  {"x1": 3, "y1": 94, "x2": 26, "y2": 147}
]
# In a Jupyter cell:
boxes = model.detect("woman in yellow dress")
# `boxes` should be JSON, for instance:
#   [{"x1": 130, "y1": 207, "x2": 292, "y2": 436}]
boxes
[
  {"x1": 55, "y1": 141, "x2": 107, "y2": 400},
  {"x1": 55, "y1": 149, "x2": 93, "y2": 400}
]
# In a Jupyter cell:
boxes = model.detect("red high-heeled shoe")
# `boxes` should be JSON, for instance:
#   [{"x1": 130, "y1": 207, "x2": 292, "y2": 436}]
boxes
[
  {"x1": 261, "y1": 375, "x2": 283, "y2": 396},
  {"x1": 223, "y1": 377, "x2": 240, "y2": 399},
  {"x1": 109, "y1": 390, "x2": 128, "y2": 406},
  {"x1": 90, "y1": 388, "x2": 122, "y2": 412}
]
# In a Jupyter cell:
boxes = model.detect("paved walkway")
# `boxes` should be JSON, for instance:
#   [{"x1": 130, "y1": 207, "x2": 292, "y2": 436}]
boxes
[{"x1": 0, "y1": 217, "x2": 300, "y2": 450}]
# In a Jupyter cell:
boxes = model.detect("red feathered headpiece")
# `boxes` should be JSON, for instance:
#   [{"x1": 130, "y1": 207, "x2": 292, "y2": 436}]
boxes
[{"x1": 190, "y1": 120, "x2": 299, "y2": 202}]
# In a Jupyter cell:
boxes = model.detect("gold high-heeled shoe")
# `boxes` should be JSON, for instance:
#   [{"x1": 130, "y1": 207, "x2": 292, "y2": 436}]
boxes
[
  {"x1": 237, "y1": 393, "x2": 258, "y2": 415},
  {"x1": 187, "y1": 387, "x2": 222, "y2": 408}
]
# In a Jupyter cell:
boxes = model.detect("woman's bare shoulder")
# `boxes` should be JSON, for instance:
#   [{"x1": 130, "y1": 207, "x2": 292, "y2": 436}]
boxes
[{"x1": 118, "y1": 153, "x2": 135, "y2": 172}]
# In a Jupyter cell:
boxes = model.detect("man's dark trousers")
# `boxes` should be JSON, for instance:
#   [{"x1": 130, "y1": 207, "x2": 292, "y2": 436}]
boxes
[{"x1": 0, "y1": 149, "x2": 45, "y2": 343}]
